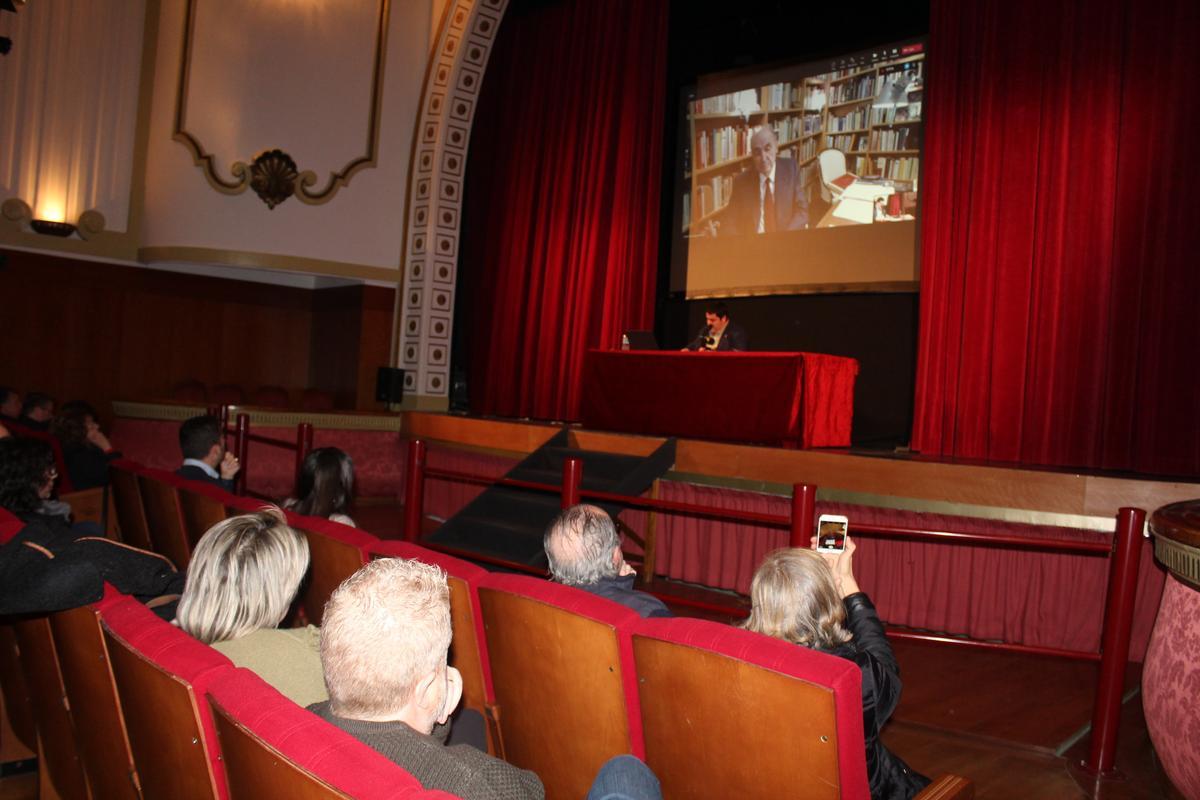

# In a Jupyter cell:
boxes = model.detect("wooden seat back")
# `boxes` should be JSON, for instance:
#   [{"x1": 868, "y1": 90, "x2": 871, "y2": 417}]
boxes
[
  {"x1": 369, "y1": 541, "x2": 496, "y2": 753},
  {"x1": 13, "y1": 615, "x2": 92, "y2": 800},
  {"x1": 0, "y1": 623, "x2": 37, "y2": 762},
  {"x1": 176, "y1": 479, "x2": 233, "y2": 550},
  {"x1": 49, "y1": 586, "x2": 142, "y2": 800},
  {"x1": 478, "y1": 573, "x2": 642, "y2": 800},
  {"x1": 102, "y1": 599, "x2": 234, "y2": 800},
  {"x1": 284, "y1": 513, "x2": 376, "y2": 625},
  {"x1": 136, "y1": 468, "x2": 192, "y2": 569},
  {"x1": 631, "y1": 617, "x2": 868, "y2": 800},
  {"x1": 207, "y1": 668, "x2": 455, "y2": 800},
  {"x1": 109, "y1": 460, "x2": 152, "y2": 550}
]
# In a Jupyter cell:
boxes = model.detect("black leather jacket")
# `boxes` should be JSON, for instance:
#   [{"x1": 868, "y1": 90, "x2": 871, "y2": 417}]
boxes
[{"x1": 826, "y1": 592, "x2": 930, "y2": 800}]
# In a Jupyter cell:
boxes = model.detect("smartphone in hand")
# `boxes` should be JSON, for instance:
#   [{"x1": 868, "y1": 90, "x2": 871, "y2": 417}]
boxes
[{"x1": 816, "y1": 514, "x2": 848, "y2": 553}]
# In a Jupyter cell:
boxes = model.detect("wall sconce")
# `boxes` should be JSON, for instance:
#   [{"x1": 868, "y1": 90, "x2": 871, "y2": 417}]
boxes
[
  {"x1": 2, "y1": 198, "x2": 106, "y2": 240},
  {"x1": 30, "y1": 219, "x2": 77, "y2": 236}
]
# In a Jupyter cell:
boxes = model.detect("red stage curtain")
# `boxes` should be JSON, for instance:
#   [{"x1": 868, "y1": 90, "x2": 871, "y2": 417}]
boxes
[
  {"x1": 463, "y1": 0, "x2": 668, "y2": 421},
  {"x1": 913, "y1": 0, "x2": 1200, "y2": 476}
]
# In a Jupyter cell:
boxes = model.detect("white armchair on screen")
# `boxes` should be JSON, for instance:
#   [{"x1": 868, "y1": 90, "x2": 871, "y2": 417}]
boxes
[{"x1": 818, "y1": 149, "x2": 849, "y2": 204}]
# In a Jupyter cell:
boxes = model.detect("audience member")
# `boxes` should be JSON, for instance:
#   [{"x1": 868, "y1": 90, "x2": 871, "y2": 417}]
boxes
[
  {"x1": 0, "y1": 437, "x2": 184, "y2": 617},
  {"x1": 312, "y1": 558, "x2": 662, "y2": 800},
  {"x1": 0, "y1": 422, "x2": 9, "y2": 440},
  {"x1": 283, "y1": 446, "x2": 356, "y2": 526},
  {"x1": 18, "y1": 391, "x2": 55, "y2": 431},
  {"x1": 0, "y1": 437, "x2": 72, "y2": 526},
  {"x1": 52, "y1": 401, "x2": 121, "y2": 490},
  {"x1": 177, "y1": 414, "x2": 240, "y2": 490},
  {"x1": 175, "y1": 507, "x2": 324, "y2": 706},
  {"x1": 0, "y1": 387, "x2": 20, "y2": 422},
  {"x1": 544, "y1": 504, "x2": 671, "y2": 618},
  {"x1": 312, "y1": 557, "x2": 544, "y2": 799},
  {"x1": 744, "y1": 539, "x2": 930, "y2": 800}
]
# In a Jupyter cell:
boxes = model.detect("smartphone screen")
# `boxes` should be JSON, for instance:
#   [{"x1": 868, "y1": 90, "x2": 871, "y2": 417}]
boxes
[{"x1": 817, "y1": 518, "x2": 847, "y2": 552}]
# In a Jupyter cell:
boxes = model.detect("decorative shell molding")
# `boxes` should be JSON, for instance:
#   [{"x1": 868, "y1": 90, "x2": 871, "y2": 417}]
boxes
[
  {"x1": 172, "y1": 0, "x2": 390, "y2": 207},
  {"x1": 247, "y1": 150, "x2": 299, "y2": 210}
]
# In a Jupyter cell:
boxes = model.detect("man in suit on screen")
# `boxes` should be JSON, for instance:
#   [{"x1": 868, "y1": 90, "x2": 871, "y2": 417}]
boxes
[{"x1": 720, "y1": 125, "x2": 809, "y2": 235}]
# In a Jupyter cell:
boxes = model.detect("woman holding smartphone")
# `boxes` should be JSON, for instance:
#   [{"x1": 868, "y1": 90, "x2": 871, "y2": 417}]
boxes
[{"x1": 743, "y1": 535, "x2": 930, "y2": 800}]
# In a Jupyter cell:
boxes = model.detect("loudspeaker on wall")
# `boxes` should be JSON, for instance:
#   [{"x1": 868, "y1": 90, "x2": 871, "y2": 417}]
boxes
[{"x1": 375, "y1": 367, "x2": 405, "y2": 403}]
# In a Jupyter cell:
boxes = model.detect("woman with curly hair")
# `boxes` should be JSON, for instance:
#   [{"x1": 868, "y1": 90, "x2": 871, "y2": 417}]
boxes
[
  {"x1": 0, "y1": 437, "x2": 184, "y2": 616},
  {"x1": 744, "y1": 538, "x2": 930, "y2": 800},
  {"x1": 0, "y1": 437, "x2": 69, "y2": 524}
]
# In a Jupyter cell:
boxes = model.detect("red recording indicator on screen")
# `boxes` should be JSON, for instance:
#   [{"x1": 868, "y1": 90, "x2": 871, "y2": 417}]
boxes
[{"x1": 901, "y1": 43, "x2": 924, "y2": 55}]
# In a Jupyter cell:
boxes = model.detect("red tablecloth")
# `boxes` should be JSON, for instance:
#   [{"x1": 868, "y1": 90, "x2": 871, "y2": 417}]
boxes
[{"x1": 578, "y1": 350, "x2": 859, "y2": 447}]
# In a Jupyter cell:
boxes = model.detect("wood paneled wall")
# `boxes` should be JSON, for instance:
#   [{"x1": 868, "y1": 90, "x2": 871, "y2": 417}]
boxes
[{"x1": 0, "y1": 249, "x2": 394, "y2": 415}]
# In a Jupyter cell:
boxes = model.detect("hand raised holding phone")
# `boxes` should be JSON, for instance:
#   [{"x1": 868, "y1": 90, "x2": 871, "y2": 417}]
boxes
[{"x1": 812, "y1": 514, "x2": 860, "y2": 598}]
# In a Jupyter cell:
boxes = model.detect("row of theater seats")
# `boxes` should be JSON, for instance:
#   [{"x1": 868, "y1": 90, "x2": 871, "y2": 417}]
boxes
[
  {"x1": 2, "y1": 462, "x2": 974, "y2": 799},
  {"x1": 170, "y1": 380, "x2": 336, "y2": 410}
]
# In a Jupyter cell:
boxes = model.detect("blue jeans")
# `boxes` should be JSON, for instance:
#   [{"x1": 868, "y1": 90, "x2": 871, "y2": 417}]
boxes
[{"x1": 587, "y1": 755, "x2": 662, "y2": 800}]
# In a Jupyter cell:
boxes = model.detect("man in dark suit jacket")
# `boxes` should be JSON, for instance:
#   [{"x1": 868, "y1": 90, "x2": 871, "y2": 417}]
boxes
[
  {"x1": 720, "y1": 126, "x2": 809, "y2": 235},
  {"x1": 544, "y1": 504, "x2": 672, "y2": 618},
  {"x1": 176, "y1": 415, "x2": 239, "y2": 491},
  {"x1": 685, "y1": 302, "x2": 749, "y2": 352}
]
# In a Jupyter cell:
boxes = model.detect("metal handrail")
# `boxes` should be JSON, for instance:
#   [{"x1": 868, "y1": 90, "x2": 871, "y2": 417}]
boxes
[
  {"x1": 403, "y1": 437, "x2": 1144, "y2": 775},
  {"x1": 207, "y1": 405, "x2": 314, "y2": 497}
]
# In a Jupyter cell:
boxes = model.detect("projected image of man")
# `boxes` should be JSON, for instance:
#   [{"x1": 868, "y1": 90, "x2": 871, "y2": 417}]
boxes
[{"x1": 722, "y1": 126, "x2": 809, "y2": 235}]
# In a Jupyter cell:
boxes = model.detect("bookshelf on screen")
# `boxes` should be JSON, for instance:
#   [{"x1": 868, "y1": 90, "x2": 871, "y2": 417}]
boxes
[{"x1": 671, "y1": 39, "x2": 926, "y2": 299}]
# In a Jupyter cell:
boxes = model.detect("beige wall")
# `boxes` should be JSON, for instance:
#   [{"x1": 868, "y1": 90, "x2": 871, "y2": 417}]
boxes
[{"x1": 1, "y1": 0, "x2": 442, "y2": 283}]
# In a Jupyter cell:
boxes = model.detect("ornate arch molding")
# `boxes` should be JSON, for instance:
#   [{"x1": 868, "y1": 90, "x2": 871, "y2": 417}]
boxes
[
  {"x1": 394, "y1": 0, "x2": 508, "y2": 407},
  {"x1": 173, "y1": 0, "x2": 391, "y2": 206}
]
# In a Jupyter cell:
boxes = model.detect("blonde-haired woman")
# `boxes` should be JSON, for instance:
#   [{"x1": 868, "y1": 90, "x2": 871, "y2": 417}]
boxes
[
  {"x1": 176, "y1": 507, "x2": 325, "y2": 706},
  {"x1": 745, "y1": 537, "x2": 929, "y2": 800}
]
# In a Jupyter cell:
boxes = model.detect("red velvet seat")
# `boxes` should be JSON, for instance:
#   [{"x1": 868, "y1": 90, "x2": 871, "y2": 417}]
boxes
[
  {"x1": 301, "y1": 388, "x2": 335, "y2": 411},
  {"x1": 630, "y1": 617, "x2": 973, "y2": 800},
  {"x1": 136, "y1": 466, "x2": 193, "y2": 569},
  {"x1": 110, "y1": 459, "x2": 153, "y2": 550},
  {"x1": 171, "y1": 379, "x2": 209, "y2": 403},
  {"x1": 103, "y1": 598, "x2": 235, "y2": 800},
  {"x1": 0, "y1": 506, "x2": 24, "y2": 543},
  {"x1": 285, "y1": 512, "x2": 377, "y2": 625},
  {"x1": 369, "y1": 541, "x2": 496, "y2": 753},
  {"x1": 476, "y1": 573, "x2": 644, "y2": 800},
  {"x1": 206, "y1": 668, "x2": 457, "y2": 799},
  {"x1": 176, "y1": 477, "x2": 235, "y2": 549},
  {"x1": 13, "y1": 615, "x2": 90, "y2": 799},
  {"x1": 212, "y1": 384, "x2": 246, "y2": 405},
  {"x1": 252, "y1": 385, "x2": 290, "y2": 408},
  {"x1": 0, "y1": 623, "x2": 37, "y2": 763},
  {"x1": 49, "y1": 586, "x2": 143, "y2": 799}
]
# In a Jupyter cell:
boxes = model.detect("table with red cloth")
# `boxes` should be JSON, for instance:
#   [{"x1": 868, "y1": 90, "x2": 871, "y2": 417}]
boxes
[{"x1": 578, "y1": 350, "x2": 859, "y2": 447}]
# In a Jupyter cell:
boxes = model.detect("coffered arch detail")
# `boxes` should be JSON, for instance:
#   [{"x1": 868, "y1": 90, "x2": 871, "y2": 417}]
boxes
[{"x1": 395, "y1": 0, "x2": 509, "y2": 408}]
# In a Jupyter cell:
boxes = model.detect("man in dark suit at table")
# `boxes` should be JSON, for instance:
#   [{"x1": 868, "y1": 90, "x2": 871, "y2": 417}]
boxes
[
  {"x1": 176, "y1": 414, "x2": 240, "y2": 491},
  {"x1": 719, "y1": 125, "x2": 809, "y2": 236},
  {"x1": 685, "y1": 302, "x2": 749, "y2": 352}
]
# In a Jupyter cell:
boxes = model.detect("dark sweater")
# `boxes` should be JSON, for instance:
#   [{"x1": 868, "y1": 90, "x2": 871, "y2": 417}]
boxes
[
  {"x1": 63, "y1": 442, "x2": 121, "y2": 490},
  {"x1": 308, "y1": 702, "x2": 543, "y2": 800},
  {"x1": 577, "y1": 574, "x2": 672, "y2": 618},
  {"x1": 0, "y1": 516, "x2": 184, "y2": 617}
]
